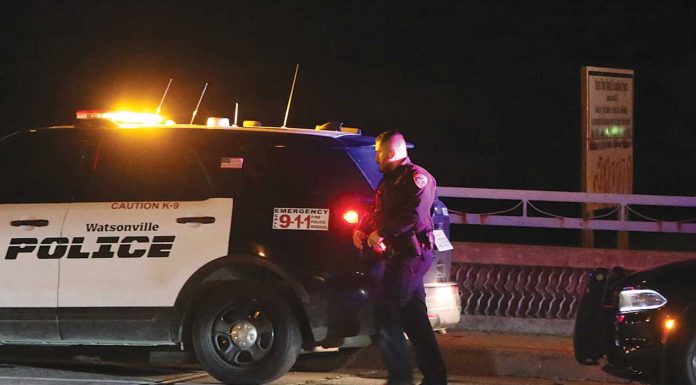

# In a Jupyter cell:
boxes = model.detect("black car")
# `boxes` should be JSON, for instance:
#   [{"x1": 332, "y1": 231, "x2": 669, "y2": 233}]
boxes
[{"x1": 574, "y1": 260, "x2": 696, "y2": 384}]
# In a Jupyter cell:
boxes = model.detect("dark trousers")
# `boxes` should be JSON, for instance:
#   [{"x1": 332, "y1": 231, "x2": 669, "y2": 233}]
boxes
[{"x1": 374, "y1": 250, "x2": 447, "y2": 385}]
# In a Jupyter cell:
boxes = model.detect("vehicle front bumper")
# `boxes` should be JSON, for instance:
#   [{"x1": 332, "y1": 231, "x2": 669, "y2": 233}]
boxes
[
  {"x1": 604, "y1": 309, "x2": 667, "y2": 379},
  {"x1": 574, "y1": 268, "x2": 666, "y2": 380}
]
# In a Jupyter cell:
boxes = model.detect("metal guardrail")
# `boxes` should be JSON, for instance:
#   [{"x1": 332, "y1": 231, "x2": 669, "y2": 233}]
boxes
[
  {"x1": 439, "y1": 187, "x2": 696, "y2": 321},
  {"x1": 438, "y1": 186, "x2": 696, "y2": 233}
]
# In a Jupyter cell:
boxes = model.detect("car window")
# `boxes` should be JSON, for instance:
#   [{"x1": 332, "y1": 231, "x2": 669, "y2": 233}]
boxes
[
  {"x1": 88, "y1": 130, "x2": 212, "y2": 202},
  {"x1": 195, "y1": 132, "x2": 374, "y2": 200},
  {"x1": 257, "y1": 146, "x2": 369, "y2": 199},
  {"x1": 346, "y1": 146, "x2": 381, "y2": 190},
  {"x1": 0, "y1": 130, "x2": 93, "y2": 203}
]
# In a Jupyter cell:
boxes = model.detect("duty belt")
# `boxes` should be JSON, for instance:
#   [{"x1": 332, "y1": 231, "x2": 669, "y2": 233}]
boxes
[{"x1": 385, "y1": 230, "x2": 434, "y2": 259}]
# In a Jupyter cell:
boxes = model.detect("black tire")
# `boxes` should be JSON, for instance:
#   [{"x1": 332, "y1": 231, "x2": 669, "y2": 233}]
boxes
[
  {"x1": 676, "y1": 327, "x2": 696, "y2": 385},
  {"x1": 192, "y1": 283, "x2": 301, "y2": 385}
]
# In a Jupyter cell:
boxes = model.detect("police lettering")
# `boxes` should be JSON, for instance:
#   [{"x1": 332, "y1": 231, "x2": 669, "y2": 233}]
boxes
[{"x1": 4, "y1": 236, "x2": 176, "y2": 260}]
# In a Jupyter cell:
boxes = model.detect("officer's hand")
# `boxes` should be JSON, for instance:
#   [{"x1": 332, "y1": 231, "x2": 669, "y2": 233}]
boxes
[
  {"x1": 367, "y1": 231, "x2": 386, "y2": 252},
  {"x1": 352, "y1": 230, "x2": 366, "y2": 250}
]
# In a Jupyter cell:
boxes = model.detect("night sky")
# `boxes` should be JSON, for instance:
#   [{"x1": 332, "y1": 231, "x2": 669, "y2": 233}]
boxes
[{"x1": 2, "y1": 1, "x2": 695, "y2": 195}]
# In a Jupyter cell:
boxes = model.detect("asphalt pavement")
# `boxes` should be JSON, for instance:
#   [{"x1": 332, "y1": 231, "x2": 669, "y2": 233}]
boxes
[
  {"x1": 0, "y1": 330, "x2": 631, "y2": 385},
  {"x1": 339, "y1": 330, "x2": 630, "y2": 384}
]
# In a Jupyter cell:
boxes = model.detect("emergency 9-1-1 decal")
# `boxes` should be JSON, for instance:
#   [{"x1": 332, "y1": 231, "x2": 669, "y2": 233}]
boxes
[{"x1": 273, "y1": 208, "x2": 329, "y2": 231}]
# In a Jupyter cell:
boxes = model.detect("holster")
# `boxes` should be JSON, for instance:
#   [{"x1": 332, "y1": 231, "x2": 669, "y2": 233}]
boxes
[
  {"x1": 388, "y1": 230, "x2": 434, "y2": 258},
  {"x1": 416, "y1": 230, "x2": 435, "y2": 251}
]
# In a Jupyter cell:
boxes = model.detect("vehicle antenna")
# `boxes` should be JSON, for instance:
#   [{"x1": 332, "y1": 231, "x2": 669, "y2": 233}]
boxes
[
  {"x1": 282, "y1": 64, "x2": 299, "y2": 128},
  {"x1": 233, "y1": 102, "x2": 239, "y2": 127},
  {"x1": 155, "y1": 78, "x2": 173, "y2": 115},
  {"x1": 190, "y1": 82, "x2": 208, "y2": 124}
]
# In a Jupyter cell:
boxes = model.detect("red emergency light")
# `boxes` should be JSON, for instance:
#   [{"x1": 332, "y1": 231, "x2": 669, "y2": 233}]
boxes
[{"x1": 342, "y1": 210, "x2": 360, "y2": 224}]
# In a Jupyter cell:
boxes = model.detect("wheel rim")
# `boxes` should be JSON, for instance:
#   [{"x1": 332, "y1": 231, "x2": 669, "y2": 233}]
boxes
[
  {"x1": 211, "y1": 300, "x2": 275, "y2": 367},
  {"x1": 691, "y1": 348, "x2": 696, "y2": 379}
]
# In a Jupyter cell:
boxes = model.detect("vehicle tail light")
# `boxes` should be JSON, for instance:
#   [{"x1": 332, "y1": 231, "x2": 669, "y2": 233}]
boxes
[
  {"x1": 342, "y1": 210, "x2": 360, "y2": 224},
  {"x1": 333, "y1": 195, "x2": 370, "y2": 228}
]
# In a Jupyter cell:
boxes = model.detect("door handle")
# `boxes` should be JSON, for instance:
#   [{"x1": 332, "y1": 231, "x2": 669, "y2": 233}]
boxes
[
  {"x1": 11, "y1": 219, "x2": 49, "y2": 227},
  {"x1": 176, "y1": 216, "x2": 216, "y2": 225}
]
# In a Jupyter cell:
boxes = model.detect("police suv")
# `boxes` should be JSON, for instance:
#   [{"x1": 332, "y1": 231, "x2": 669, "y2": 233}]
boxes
[{"x1": 0, "y1": 111, "x2": 460, "y2": 384}]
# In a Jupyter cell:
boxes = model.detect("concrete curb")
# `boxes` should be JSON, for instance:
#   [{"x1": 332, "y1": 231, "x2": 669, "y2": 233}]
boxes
[{"x1": 453, "y1": 316, "x2": 575, "y2": 336}]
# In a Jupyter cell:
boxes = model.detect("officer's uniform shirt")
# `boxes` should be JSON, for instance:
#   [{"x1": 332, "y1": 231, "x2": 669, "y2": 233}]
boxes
[{"x1": 360, "y1": 157, "x2": 436, "y2": 249}]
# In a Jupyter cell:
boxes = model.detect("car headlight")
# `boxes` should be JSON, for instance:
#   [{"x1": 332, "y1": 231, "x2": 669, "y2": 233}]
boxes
[{"x1": 618, "y1": 289, "x2": 667, "y2": 313}]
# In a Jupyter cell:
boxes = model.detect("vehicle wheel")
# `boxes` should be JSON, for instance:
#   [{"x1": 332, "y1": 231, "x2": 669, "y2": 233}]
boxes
[
  {"x1": 675, "y1": 326, "x2": 696, "y2": 385},
  {"x1": 192, "y1": 283, "x2": 301, "y2": 385}
]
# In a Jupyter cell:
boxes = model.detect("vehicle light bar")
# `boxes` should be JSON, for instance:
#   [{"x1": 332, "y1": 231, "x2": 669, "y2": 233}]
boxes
[
  {"x1": 75, "y1": 110, "x2": 166, "y2": 127},
  {"x1": 207, "y1": 117, "x2": 230, "y2": 127},
  {"x1": 243, "y1": 120, "x2": 263, "y2": 127}
]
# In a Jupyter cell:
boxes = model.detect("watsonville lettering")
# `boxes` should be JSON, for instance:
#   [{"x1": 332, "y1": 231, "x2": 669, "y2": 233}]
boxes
[{"x1": 86, "y1": 222, "x2": 160, "y2": 232}]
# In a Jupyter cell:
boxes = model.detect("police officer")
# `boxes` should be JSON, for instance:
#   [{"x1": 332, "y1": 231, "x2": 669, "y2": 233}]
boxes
[{"x1": 353, "y1": 130, "x2": 447, "y2": 385}]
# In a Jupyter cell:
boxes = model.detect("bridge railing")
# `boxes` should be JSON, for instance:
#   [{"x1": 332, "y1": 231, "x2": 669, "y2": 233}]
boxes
[
  {"x1": 438, "y1": 186, "x2": 696, "y2": 233},
  {"x1": 436, "y1": 187, "x2": 696, "y2": 327}
]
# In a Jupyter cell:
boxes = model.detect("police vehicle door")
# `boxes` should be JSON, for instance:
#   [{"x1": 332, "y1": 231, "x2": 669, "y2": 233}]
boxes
[
  {"x1": 0, "y1": 130, "x2": 92, "y2": 342},
  {"x1": 58, "y1": 131, "x2": 232, "y2": 342}
]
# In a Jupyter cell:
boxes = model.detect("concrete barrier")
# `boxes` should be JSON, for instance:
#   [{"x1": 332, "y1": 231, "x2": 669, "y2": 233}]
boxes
[{"x1": 452, "y1": 241, "x2": 696, "y2": 270}]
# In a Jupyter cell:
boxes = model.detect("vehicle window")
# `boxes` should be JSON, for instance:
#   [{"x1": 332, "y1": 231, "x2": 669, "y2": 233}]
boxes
[
  {"x1": 195, "y1": 133, "x2": 374, "y2": 200},
  {"x1": 0, "y1": 130, "x2": 92, "y2": 203},
  {"x1": 88, "y1": 131, "x2": 211, "y2": 202},
  {"x1": 191, "y1": 133, "x2": 252, "y2": 198},
  {"x1": 346, "y1": 146, "x2": 381, "y2": 189},
  {"x1": 257, "y1": 146, "x2": 370, "y2": 200}
]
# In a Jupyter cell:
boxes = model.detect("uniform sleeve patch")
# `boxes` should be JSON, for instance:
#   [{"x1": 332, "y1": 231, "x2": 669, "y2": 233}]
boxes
[{"x1": 413, "y1": 173, "x2": 428, "y2": 189}]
